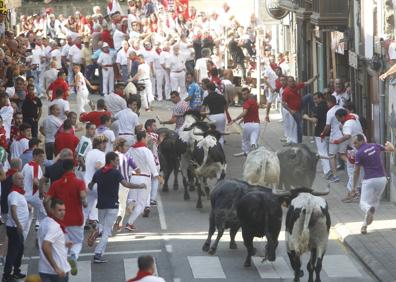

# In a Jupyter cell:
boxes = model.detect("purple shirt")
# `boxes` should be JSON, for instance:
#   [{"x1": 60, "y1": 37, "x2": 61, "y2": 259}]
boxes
[{"x1": 355, "y1": 143, "x2": 386, "y2": 179}]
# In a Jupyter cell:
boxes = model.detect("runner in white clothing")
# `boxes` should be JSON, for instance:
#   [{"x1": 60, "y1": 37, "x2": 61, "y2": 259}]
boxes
[
  {"x1": 125, "y1": 131, "x2": 160, "y2": 231},
  {"x1": 73, "y1": 64, "x2": 95, "y2": 115},
  {"x1": 83, "y1": 136, "x2": 107, "y2": 225}
]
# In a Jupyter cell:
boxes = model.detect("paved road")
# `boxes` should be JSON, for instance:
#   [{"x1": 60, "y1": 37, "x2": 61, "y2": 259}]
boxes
[{"x1": 2, "y1": 97, "x2": 377, "y2": 281}]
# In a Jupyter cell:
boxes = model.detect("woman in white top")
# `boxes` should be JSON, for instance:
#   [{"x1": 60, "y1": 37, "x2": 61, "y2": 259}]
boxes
[
  {"x1": 73, "y1": 64, "x2": 95, "y2": 115},
  {"x1": 132, "y1": 55, "x2": 153, "y2": 111}
]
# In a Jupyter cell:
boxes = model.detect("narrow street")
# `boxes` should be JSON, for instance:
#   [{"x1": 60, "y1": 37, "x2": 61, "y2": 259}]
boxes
[{"x1": 11, "y1": 101, "x2": 376, "y2": 282}]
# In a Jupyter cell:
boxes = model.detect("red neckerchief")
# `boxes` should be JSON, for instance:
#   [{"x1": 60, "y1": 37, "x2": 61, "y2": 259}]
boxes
[
  {"x1": 102, "y1": 164, "x2": 113, "y2": 173},
  {"x1": 127, "y1": 270, "x2": 152, "y2": 282},
  {"x1": 343, "y1": 114, "x2": 356, "y2": 123},
  {"x1": 11, "y1": 185, "x2": 25, "y2": 195},
  {"x1": 26, "y1": 93, "x2": 36, "y2": 102},
  {"x1": 132, "y1": 141, "x2": 146, "y2": 148},
  {"x1": 75, "y1": 43, "x2": 82, "y2": 49},
  {"x1": 6, "y1": 168, "x2": 18, "y2": 178},
  {"x1": 16, "y1": 135, "x2": 28, "y2": 141},
  {"x1": 28, "y1": 161, "x2": 39, "y2": 195},
  {"x1": 49, "y1": 215, "x2": 66, "y2": 233}
]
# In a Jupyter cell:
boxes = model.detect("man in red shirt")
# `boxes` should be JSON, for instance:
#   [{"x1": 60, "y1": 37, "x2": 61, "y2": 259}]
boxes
[
  {"x1": 48, "y1": 71, "x2": 69, "y2": 101},
  {"x1": 282, "y1": 75, "x2": 318, "y2": 144},
  {"x1": 230, "y1": 87, "x2": 260, "y2": 156},
  {"x1": 45, "y1": 159, "x2": 87, "y2": 275},
  {"x1": 54, "y1": 120, "x2": 79, "y2": 156},
  {"x1": 79, "y1": 99, "x2": 112, "y2": 127}
]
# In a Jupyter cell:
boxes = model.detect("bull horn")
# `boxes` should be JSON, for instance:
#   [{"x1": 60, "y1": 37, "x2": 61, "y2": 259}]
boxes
[
  {"x1": 272, "y1": 189, "x2": 291, "y2": 196},
  {"x1": 311, "y1": 184, "x2": 330, "y2": 196}
]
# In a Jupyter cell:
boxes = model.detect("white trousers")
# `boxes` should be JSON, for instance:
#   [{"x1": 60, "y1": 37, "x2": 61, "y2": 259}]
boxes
[
  {"x1": 315, "y1": 137, "x2": 331, "y2": 175},
  {"x1": 155, "y1": 69, "x2": 170, "y2": 101},
  {"x1": 83, "y1": 186, "x2": 98, "y2": 223},
  {"x1": 26, "y1": 193, "x2": 47, "y2": 221},
  {"x1": 346, "y1": 160, "x2": 356, "y2": 192},
  {"x1": 283, "y1": 110, "x2": 298, "y2": 143},
  {"x1": 65, "y1": 225, "x2": 84, "y2": 259},
  {"x1": 242, "y1": 122, "x2": 260, "y2": 154},
  {"x1": 117, "y1": 184, "x2": 129, "y2": 220},
  {"x1": 127, "y1": 175, "x2": 151, "y2": 225},
  {"x1": 150, "y1": 177, "x2": 159, "y2": 202},
  {"x1": 102, "y1": 68, "x2": 114, "y2": 95},
  {"x1": 208, "y1": 113, "x2": 226, "y2": 146},
  {"x1": 140, "y1": 79, "x2": 154, "y2": 110},
  {"x1": 76, "y1": 90, "x2": 89, "y2": 116},
  {"x1": 360, "y1": 177, "x2": 387, "y2": 214},
  {"x1": 95, "y1": 208, "x2": 118, "y2": 255},
  {"x1": 170, "y1": 71, "x2": 186, "y2": 99}
]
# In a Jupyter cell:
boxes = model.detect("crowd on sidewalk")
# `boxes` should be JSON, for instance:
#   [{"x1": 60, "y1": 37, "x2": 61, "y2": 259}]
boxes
[{"x1": 0, "y1": 0, "x2": 393, "y2": 281}]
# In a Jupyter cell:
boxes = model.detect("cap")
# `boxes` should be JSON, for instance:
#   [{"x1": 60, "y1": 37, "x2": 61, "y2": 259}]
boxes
[{"x1": 102, "y1": 42, "x2": 109, "y2": 48}]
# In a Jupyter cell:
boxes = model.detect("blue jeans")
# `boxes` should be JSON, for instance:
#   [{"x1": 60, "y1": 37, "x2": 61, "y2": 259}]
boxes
[
  {"x1": 40, "y1": 273, "x2": 69, "y2": 282},
  {"x1": 31, "y1": 69, "x2": 41, "y2": 95},
  {"x1": 291, "y1": 111, "x2": 303, "y2": 143},
  {"x1": 120, "y1": 65, "x2": 129, "y2": 83},
  {"x1": 84, "y1": 64, "x2": 96, "y2": 82}
]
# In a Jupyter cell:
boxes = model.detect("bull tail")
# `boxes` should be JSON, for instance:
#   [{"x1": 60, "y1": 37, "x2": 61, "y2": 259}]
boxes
[{"x1": 298, "y1": 206, "x2": 313, "y2": 254}]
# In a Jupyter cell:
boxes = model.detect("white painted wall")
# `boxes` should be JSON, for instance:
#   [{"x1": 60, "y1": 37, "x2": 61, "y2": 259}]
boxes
[{"x1": 363, "y1": 0, "x2": 374, "y2": 58}]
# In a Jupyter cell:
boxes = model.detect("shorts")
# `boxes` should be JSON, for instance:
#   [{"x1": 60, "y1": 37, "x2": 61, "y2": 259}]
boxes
[{"x1": 328, "y1": 140, "x2": 348, "y2": 155}]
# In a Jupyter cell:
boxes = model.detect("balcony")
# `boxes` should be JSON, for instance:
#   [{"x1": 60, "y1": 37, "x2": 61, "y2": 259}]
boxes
[
  {"x1": 279, "y1": 0, "x2": 312, "y2": 20},
  {"x1": 310, "y1": 0, "x2": 349, "y2": 29}
]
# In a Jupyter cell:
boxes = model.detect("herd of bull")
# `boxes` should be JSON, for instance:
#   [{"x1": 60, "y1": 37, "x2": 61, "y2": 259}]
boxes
[{"x1": 157, "y1": 111, "x2": 331, "y2": 282}]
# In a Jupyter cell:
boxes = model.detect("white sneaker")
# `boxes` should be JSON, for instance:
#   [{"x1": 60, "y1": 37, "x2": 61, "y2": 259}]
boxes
[{"x1": 233, "y1": 152, "x2": 246, "y2": 157}]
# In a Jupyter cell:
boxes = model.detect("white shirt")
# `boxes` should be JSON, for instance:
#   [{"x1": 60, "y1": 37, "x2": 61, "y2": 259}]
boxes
[
  {"x1": 68, "y1": 45, "x2": 83, "y2": 64},
  {"x1": 96, "y1": 126, "x2": 115, "y2": 153},
  {"x1": 32, "y1": 46, "x2": 45, "y2": 66},
  {"x1": 113, "y1": 29, "x2": 127, "y2": 51},
  {"x1": 84, "y1": 148, "x2": 105, "y2": 185},
  {"x1": 116, "y1": 49, "x2": 129, "y2": 66},
  {"x1": 332, "y1": 90, "x2": 350, "y2": 107},
  {"x1": 49, "y1": 99, "x2": 70, "y2": 121},
  {"x1": 0, "y1": 105, "x2": 14, "y2": 139},
  {"x1": 38, "y1": 217, "x2": 71, "y2": 275},
  {"x1": 141, "y1": 49, "x2": 156, "y2": 65},
  {"x1": 194, "y1": 58, "x2": 209, "y2": 81},
  {"x1": 22, "y1": 162, "x2": 43, "y2": 197},
  {"x1": 7, "y1": 191, "x2": 30, "y2": 239},
  {"x1": 263, "y1": 66, "x2": 278, "y2": 90},
  {"x1": 115, "y1": 108, "x2": 139, "y2": 134},
  {"x1": 137, "y1": 276, "x2": 166, "y2": 282},
  {"x1": 137, "y1": 63, "x2": 151, "y2": 81},
  {"x1": 326, "y1": 105, "x2": 343, "y2": 141},
  {"x1": 75, "y1": 72, "x2": 89, "y2": 94},
  {"x1": 43, "y1": 68, "x2": 59, "y2": 91},
  {"x1": 180, "y1": 42, "x2": 194, "y2": 61},
  {"x1": 342, "y1": 118, "x2": 363, "y2": 146},
  {"x1": 168, "y1": 53, "x2": 186, "y2": 72},
  {"x1": 10, "y1": 137, "x2": 29, "y2": 159},
  {"x1": 159, "y1": 51, "x2": 170, "y2": 69},
  {"x1": 41, "y1": 115, "x2": 63, "y2": 143},
  {"x1": 61, "y1": 44, "x2": 72, "y2": 58},
  {"x1": 104, "y1": 93, "x2": 127, "y2": 115},
  {"x1": 389, "y1": 41, "x2": 396, "y2": 60},
  {"x1": 50, "y1": 49, "x2": 62, "y2": 69},
  {"x1": 153, "y1": 52, "x2": 162, "y2": 70},
  {"x1": 127, "y1": 146, "x2": 158, "y2": 177},
  {"x1": 97, "y1": 52, "x2": 113, "y2": 66}
]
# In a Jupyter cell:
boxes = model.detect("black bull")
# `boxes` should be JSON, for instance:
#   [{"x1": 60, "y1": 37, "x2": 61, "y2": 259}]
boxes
[{"x1": 202, "y1": 179, "x2": 283, "y2": 267}]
